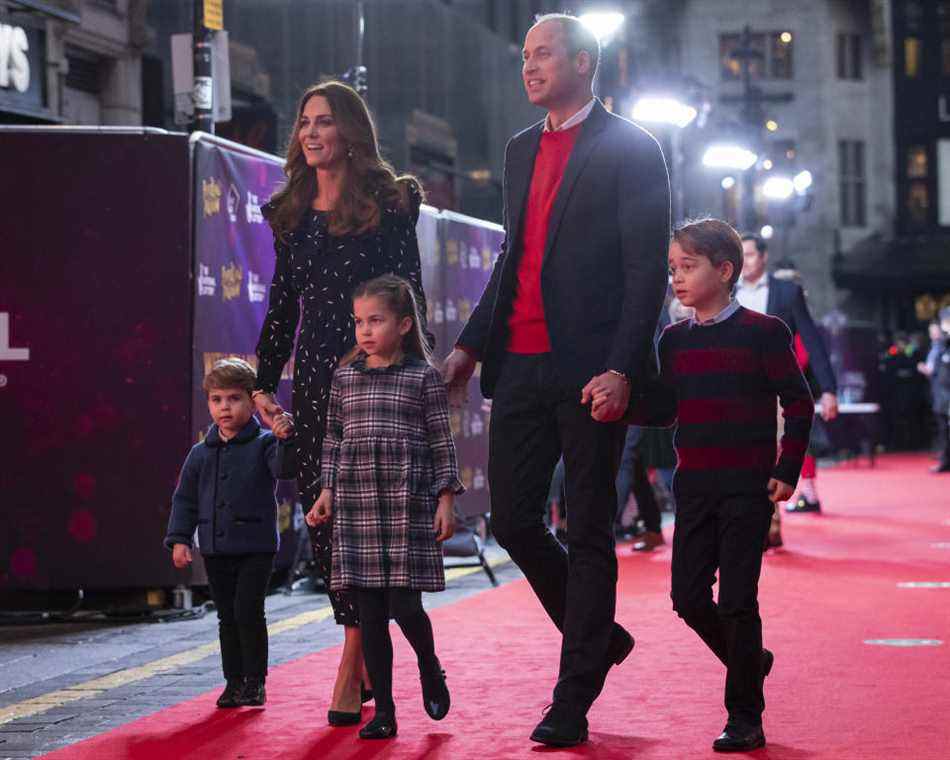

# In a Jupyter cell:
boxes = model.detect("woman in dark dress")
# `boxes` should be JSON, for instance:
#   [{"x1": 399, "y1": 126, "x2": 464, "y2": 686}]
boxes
[{"x1": 251, "y1": 81, "x2": 429, "y2": 721}]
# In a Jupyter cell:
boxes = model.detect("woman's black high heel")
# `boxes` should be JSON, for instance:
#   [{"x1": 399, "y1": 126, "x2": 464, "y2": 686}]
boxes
[{"x1": 327, "y1": 709, "x2": 361, "y2": 727}]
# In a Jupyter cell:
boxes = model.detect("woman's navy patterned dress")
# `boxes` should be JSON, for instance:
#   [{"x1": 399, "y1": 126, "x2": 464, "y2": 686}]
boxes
[{"x1": 254, "y1": 185, "x2": 429, "y2": 626}]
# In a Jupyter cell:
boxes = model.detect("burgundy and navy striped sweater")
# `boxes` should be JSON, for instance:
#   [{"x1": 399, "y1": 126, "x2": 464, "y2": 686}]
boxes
[{"x1": 626, "y1": 306, "x2": 814, "y2": 496}]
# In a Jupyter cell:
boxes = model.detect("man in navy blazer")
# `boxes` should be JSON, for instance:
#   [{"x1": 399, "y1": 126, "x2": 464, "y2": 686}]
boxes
[
  {"x1": 738, "y1": 235, "x2": 838, "y2": 519},
  {"x1": 442, "y1": 13, "x2": 670, "y2": 747}
]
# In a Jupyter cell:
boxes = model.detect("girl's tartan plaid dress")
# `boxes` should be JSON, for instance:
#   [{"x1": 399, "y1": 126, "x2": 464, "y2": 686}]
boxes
[{"x1": 322, "y1": 355, "x2": 464, "y2": 591}]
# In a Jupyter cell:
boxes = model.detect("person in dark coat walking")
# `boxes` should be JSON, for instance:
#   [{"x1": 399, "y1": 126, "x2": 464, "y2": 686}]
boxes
[
  {"x1": 250, "y1": 81, "x2": 431, "y2": 719},
  {"x1": 166, "y1": 358, "x2": 297, "y2": 709},
  {"x1": 442, "y1": 13, "x2": 670, "y2": 747},
  {"x1": 308, "y1": 275, "x2": 463, "y2": 740}
]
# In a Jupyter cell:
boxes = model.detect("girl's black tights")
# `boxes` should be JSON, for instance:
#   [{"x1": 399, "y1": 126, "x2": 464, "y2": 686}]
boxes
[{"x1": 357, "y1": 589, "x2": 438, "y2": 715}]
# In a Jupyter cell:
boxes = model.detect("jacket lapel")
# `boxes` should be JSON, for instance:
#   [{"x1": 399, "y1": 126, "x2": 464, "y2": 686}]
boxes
[
  {"x1": 765, "y1": 275, "x2": 776, "y2": 315},
  {"x1": 543, "y1": 100, "x2": 608, "y2": 263},
  {"x1": 505, "y1": 124, "x2": 543, "y2": 263}
]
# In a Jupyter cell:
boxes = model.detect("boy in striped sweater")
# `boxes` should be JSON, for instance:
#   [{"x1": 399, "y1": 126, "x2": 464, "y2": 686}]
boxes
[{"x1": 596, "y1": 219, "x2": 813, "y2": 752}]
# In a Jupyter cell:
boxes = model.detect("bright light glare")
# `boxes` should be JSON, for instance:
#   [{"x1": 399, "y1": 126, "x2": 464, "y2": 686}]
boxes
[
  {"x1": 702, "y1": 144, "x2": 758, "y2": 171},
  {"x1": 780, "y1": 32, "x2": 792, "y2": 44},
  {"x1": 766, "y1": 120, "x2": 779, "y2": 132},
  {"x1": 579, "y1": 12, "x2": 625, "y2": 43},
  {"x1": 793, "y1": 170, "x2": 813, "y2": 193},
  {"x1": 763, "y1": 159, "x2": 773, "y2": 170},
  {"x1": 761, "y1": 225, "x2": 775, "y2": 239},
  {"x1": 763, "y1": 176, "x2": 795, "y2": 200},
  {"x1": 721, "y1": 176, "x2": 736, "y2": 190},
  {"x1": 632, "y1": 97, "x2": 698, "y2": 128}
]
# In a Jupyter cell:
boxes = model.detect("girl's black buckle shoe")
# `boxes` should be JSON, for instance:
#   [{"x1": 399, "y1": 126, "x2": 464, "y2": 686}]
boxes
[
  {"x1": 420, "y1": 661, "x2": 450, "y2": 720},
  {"x1": 359, "y1": 712, "x2": 397, "y2": 740}
]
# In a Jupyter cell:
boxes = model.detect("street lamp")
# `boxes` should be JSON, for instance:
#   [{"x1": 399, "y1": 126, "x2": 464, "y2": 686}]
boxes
[
  {"x1": 702, "y1": 144, "x2": 758, "y2": 171},
  {"x1": 579, "y1": 12, "x2": 625, "y2": 43},
  {"x1": 793, "y1": 170, "x2": 813, "y2": 194},
  {"x1": 762, "y1": 176, "x2": 795, "y2": 201},
  {"x1": 631, "y1": 97, "x2": 698, "y2": 129}
]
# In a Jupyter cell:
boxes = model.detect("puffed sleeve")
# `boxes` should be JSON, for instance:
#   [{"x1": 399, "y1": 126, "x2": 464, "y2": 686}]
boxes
[{"x1": 422, "y1": 365, "x2": 465, "y2": 496}]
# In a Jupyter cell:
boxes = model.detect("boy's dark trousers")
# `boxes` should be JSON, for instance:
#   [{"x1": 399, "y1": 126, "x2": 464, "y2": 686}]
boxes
[
  {"x1": 203, "y1": 553, "x2": 275, "y2": 681},
  {"x1": 670, "y1": 492, "x2": 773, "y2": 728}
]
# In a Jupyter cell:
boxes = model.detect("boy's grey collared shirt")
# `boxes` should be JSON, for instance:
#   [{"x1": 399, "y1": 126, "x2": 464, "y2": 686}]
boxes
[{"x1": 690, "y1": 299, "x2": 741, "y2": 328}]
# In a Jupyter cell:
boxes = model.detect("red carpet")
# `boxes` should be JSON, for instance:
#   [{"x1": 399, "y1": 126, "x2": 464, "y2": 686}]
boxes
[{"x1": 43, "y1": 454, "x2": 950, "y2": 759}]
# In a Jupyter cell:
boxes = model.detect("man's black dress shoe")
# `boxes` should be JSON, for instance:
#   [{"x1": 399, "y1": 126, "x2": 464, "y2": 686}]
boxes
[
  {"x1": 420, "y1": 660, "x2": 450, "y2": 720},
  {"x1": 359, "y1": 712, "x2": 397, "y2": 740},
  {"x1": 236, "y1": 677, "x2": 266, "y2": 706},
  {"x1": 327, "y1": 709, "x2": 361, "y2": 726},
  {"x1": 931, "y1": 463, "x2": 950, "y2": 474},
  {"x1": 530, "y1": 703, "x2": 589, "y2": 747},
  {"x1": 216, "y1": 679, "x2": 244, "y2": 708},
  {"x1": 712, "y1": 723, "x2": 766, "y2": 752},
  {"x1": 786, "y1": 497, "x2": 821, "y2": 513}
]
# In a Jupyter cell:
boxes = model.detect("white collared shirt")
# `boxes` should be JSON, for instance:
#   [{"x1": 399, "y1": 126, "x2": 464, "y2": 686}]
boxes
[
  {"x1": 735, "y1": 275, "x2": 769, "y2": 315},
  {"x1": 544, "y1": 97, "x2": 597, "y2": 132},
  {"x1": 690, "y1": 299, "x2": 741, "y2": 328}
]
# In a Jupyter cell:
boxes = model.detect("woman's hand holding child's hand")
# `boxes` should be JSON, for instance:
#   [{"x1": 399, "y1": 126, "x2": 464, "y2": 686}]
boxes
[
  {"x1": 305, "y1": 489, "x2": 333, "y2": 527},
  {"x1": 272, "y1": 412, "x2": 295, "y2": 440},
  {"x1": 172, "y1": 543, "x2": 193, "y2": 568},
  {"x1": 433, "y1": 496, "x2": 455, "y2": 543}
]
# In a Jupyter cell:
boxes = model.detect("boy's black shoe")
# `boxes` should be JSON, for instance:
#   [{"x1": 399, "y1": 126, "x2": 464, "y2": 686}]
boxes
[
  {"x1": 529, "y1": 703, "x2": 589, "y2": 747},
  {"x1": 712, "y1": 723, "x2": 766, "y2": 752},
  {"x1": 607, "y1": 625, "x2": 636, "y2": 672},
  {"x1": 361, "y1": 683, "x2": 374, "y2": 703},
  {"x1": 237, "y1": 677, "x2": 266, "y2": 706},
  {"x1": 359, "y1": 712, "x2": 397, "y2": 740},
  {"x1": 420, "y1": 660, "x2": 450, "y2": 720},
  {"x1": 216, "y1": 679, "x2": 244, "y2": 708}
]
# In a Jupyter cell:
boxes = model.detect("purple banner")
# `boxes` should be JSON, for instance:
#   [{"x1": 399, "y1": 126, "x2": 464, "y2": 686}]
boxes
[
  {"x1": 191, "y1": 139, "x2": 302, "y2": 571},
  {"x1": 437, "y1": 211, "x2": 504, "y2": 518}
]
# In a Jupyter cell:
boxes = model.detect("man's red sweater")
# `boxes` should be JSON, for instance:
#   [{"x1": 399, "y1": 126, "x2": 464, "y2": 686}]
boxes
[{"x1": 506, "y1": 123, "x2": 582, "y2": 354}]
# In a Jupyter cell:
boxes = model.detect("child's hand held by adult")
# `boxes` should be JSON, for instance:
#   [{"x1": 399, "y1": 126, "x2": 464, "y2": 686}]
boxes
[
  {"x1": 172, "y1": 543, "x2": 193, "y2": 568},
  {"x1": 272, "y1": 412, "x2": 295, "y2": 439}
]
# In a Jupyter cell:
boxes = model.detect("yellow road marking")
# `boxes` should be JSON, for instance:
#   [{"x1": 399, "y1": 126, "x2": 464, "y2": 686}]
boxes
[{"x1": 0, "y1": 556, "x2": 509, "y2": 727}]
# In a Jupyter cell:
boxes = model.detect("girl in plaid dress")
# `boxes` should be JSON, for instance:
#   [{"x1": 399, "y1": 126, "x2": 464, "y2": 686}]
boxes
[{"x1": 307, "y1": 274, "x2": 464, "y2": 740}]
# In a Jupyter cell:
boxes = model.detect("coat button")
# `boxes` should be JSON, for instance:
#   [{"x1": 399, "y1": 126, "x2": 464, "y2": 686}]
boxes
[
  {"x1": 216, "y1": 530, "x2": 224, "y2": 537},
  {"x1": 220, "y1": 472, "x2": 228, "y2": 480}
]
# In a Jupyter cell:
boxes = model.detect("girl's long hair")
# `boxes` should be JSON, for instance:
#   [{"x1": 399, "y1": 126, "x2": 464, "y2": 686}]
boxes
[
  {"x1": 341, "y1": 275, "x2": 434, "y2": 368},
  {"x1": 267, "y1": 80, "x2": 422, "y2": 240}
]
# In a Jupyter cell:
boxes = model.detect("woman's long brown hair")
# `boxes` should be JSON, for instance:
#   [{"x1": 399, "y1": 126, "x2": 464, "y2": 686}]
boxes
[
  {"x1": 341, "y1": 274, "x2": 435, "y2": 368},
  {"x1": 267, "y1": 81, "x2": 422, "y2": 240}
]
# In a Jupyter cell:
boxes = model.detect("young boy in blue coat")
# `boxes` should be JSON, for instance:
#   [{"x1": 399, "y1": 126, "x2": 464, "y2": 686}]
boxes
[{"x1": 165, "y1": 358, "x2": 296, "y2": 708}]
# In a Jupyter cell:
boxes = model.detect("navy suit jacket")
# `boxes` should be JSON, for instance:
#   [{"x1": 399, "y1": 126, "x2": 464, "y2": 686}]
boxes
[
  {"x1": 766, "y1": 275, "x2": 837, "y2": 394},
  {"x1": 457, "y1": 100, "x2": 671, "y2": 398}
]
